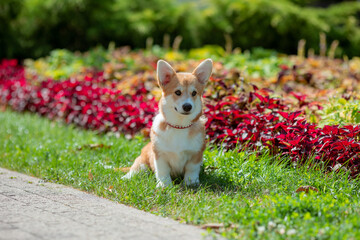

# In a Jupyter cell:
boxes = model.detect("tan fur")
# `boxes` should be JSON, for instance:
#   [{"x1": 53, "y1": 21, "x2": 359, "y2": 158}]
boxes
[
  {"x1": 190, "y1": 142, "x2": 206, "y2": 164},
  {"x1": 129, "y1": 142, "x2": 155, "y2": 171},
  {"x1": 159, "y1": 121, "x2": 168, "y2": 131},
  {"x1": 188, "y1": 121, "x2": 205, "y2": 138},
  {"x1": 151, "y1": 129, "x2": 157, "y2": 136}
]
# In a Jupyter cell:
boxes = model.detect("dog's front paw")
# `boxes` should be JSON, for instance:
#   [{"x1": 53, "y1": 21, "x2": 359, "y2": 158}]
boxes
[
  {"x1": 156, "y1": 178, "x2": 173, "y2": 188},
  {"x1": 184, "y1": 176, "x2": 200, "y2": 187}
]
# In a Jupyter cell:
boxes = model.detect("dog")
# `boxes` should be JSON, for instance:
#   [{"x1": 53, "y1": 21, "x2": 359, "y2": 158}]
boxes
[{"x1": 122, "y1": 59, "x2": 213, "y2": 187}]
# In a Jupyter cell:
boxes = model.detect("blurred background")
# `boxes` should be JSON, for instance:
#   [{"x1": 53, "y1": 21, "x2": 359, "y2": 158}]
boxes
[{"x1": 1, "y1": 0, "x2": 360, "y2": 59}]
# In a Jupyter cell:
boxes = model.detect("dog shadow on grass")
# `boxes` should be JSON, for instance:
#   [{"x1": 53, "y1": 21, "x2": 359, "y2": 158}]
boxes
[
  {"x1": 201, "y1": 172, "x2": 243, "y2": 193},
  {"x1": 126, "y1": 167, "x2": 245, "y2": 194},
  {"x1": 173, "y1": 171, "x2": 242, "y2": 194}
]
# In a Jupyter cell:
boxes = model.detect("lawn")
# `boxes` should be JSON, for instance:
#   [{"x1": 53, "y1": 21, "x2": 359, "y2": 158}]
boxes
[{"x1": 1, "y1": 110, "x2": 359, "y2": 239}]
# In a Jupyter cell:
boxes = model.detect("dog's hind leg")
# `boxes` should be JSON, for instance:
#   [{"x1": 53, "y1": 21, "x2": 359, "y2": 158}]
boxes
[
  {"x1": 121, "y1": 142, "x2": 154, "y2": 180},
  {"x1": 121, "y1": 156, "x2": 149, "y2": 179}
]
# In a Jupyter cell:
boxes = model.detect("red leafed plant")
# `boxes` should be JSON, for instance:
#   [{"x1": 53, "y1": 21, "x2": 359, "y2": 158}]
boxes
[
  {"x1": 204, "y1": 86, "x2": 360, "y2": 176},
  {"x1": 0, "y1": 59, "x2": 158, "y2": 136},
  {"x1": 1, "y1": 59, "x2": 359, "y2": 176}
]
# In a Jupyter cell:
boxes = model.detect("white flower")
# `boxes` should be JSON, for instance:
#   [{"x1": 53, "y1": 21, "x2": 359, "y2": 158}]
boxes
[
  {"x1": 278, "y1": 224, "x2": 286, "y2": 235},
  {"x1": 257, "y1": 226, "x2": 266, "y2": 234},
  {"x1": 267, "y1": 221, "x2": 276, "y2": 230},
  {"x1": 287, "y1": 229, "x2": 297, "y2": 236}
]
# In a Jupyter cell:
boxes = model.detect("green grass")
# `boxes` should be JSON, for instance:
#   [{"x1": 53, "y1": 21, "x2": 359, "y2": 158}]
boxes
[{"x1": 1, "y1": 110, "x2": 360, "y2": 239}]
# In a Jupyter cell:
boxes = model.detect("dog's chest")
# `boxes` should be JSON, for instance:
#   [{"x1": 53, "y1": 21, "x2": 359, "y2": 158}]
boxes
[
  {"x1": 156, "y1": 127, "x2": 203, "y2": 153},
  {"x1": 155, "y1": 127, "x2": 203, "y2": 175}
]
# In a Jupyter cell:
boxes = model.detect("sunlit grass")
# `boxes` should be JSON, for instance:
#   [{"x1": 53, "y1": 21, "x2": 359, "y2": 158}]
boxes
[{"x1": 1, "y1": 110, "x2": 359, "y2": 239}]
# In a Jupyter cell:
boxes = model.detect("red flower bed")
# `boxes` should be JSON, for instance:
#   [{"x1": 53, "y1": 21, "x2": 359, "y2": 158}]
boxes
[
  {"x1": 1, "y1": 59, "x2": 360, "y2": 176},
  {"x1": 0, "y1": 60, "x2": 158, "y2": 135},
  {"x1": 205, "y1": 88, "x2": 360, "y2": 176}
]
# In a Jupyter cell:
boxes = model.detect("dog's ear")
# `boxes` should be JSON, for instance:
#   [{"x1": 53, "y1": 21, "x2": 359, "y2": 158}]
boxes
[
  {"x1": 157, "y1": 60, "x2": 176, "y2": 88},
  {"x1": 193, "y1": 59, "x2": 213, "y2": 84}
]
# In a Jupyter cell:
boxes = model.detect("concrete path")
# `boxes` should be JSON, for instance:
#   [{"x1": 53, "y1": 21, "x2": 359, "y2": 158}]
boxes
[{"x1": 0, "y1": 168, "x2": 214, "y2": 240}]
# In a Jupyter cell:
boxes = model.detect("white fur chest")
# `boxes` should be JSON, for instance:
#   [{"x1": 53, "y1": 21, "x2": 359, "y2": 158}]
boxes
[
  {"x1": 151, "y1": 114, "x2": 204, "y2": 175},
  {"x1": 160, "y1": 128, "x2": 202, "y2": 152}
]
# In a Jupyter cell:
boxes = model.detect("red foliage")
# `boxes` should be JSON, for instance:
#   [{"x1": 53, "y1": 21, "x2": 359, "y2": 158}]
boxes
[
  {"x1": 205, "y1": 88, "x2": 360, "y2": 176},
  {"x1": 0, "y1": 60, "x2": 158, "y2": 135},
  {"x1": 1, "y1": 60, "x2": 359, "y2": 176}
]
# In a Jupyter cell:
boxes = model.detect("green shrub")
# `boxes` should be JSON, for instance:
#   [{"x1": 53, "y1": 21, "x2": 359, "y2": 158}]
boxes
[
  {"x1": 14, "y1": 0, "x2": 120, "y2": 58},
  {"x1": 317, "y1": 2, "x2": 360, "y2": 57},
  {"x1": 24, "y1": 46, "x2": 110, "y2": 80},
  {"x1": 6, "y1": 0, "x2": 202, "y2": 59},
  {"x1": 1, "y1": 0, "x2": 360, "y2": 59},
  {"x1": 203, "y1": 0, "x2": 360, "y2": 56},
  {"x1": 0, "y1": 0, "x2": 23, "y2": 58},
  {"x1": 203, "y1": 0, "x2": 324, "y2": 52}
]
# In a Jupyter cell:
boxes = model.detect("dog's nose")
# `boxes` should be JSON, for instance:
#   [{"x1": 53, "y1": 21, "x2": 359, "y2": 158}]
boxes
[{"x1": 182, "y1": 103, "x2": 192, "y2": 112}]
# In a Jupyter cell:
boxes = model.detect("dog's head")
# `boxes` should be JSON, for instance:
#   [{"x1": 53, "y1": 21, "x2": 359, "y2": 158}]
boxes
[{"x1": 156, "y1": 59, "x2": 212, "y2": 123}]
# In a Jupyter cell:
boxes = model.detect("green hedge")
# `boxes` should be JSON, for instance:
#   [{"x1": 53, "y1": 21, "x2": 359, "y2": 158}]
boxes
[
  {"x1": 0, "y1": 0, "x2": 23, "y2": 58},
  {"x1": 1, "y1": 0, "x2": 360, "y2": 59},
  {"x1": 1, "y1": 0, "x2": 203, "y2": 58}
]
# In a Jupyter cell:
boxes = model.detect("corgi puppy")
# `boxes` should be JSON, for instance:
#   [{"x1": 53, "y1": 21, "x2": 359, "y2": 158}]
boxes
[{"x1": 122, "y1": 59, "x2": 213, "y2": 187}]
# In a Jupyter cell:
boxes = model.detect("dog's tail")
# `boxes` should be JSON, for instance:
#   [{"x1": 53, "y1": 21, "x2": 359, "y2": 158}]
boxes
[{"x1": 115, "y1": 167, "x2": 131, "y2": 173}]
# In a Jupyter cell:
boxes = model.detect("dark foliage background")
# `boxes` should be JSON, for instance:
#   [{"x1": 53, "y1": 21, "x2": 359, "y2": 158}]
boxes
[{"x1": 1, "y1": 0, "x2": 360, "y2": 59}]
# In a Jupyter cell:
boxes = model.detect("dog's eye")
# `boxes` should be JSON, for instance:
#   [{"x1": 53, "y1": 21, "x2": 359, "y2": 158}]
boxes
[
  {"x1": 192, "y1": 91, "x2": 197, "y2": 96},
  {"x1": 175, "y1": 90, "x2": 181, "y2": 96}
]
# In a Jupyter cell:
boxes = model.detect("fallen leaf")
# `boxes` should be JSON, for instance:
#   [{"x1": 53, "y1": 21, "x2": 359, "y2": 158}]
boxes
[
  {"x1": 295, "y1": 185, "x2": 318, "y2": 193},
  {"x1": 200, "y1": 223, "x2": 225, "y2": 230},
  {"x1": 77, "y1": 143, "x2": 111, "y2": 151},
  {"x1": 88, "y1": 170, "x2": 94, "y2": 181}
]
